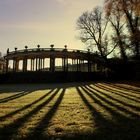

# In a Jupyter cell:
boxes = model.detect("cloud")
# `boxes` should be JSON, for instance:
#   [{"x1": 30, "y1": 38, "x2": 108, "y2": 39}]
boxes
[
  {"x1": 0, "y1": 0, "x2": 104, "y2": 53},
  {"x1": 56, "y1": 0, "x2": 66, "y2": 4}
]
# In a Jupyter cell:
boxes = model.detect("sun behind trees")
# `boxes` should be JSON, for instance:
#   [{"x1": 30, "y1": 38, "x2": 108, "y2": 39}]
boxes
[{"x1": 77, "y1": 0, "x2": 140, "y2": 61}]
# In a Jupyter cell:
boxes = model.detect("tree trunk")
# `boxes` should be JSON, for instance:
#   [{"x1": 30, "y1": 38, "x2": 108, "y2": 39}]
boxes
[{"x1": 134, "y1": 40, "x2": 140, "y2": 58}]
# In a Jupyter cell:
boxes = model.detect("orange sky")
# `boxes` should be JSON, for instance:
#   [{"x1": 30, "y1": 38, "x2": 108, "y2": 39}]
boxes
[{"x1": 0, "y1": 0, "x2": 104, "y2": 55}]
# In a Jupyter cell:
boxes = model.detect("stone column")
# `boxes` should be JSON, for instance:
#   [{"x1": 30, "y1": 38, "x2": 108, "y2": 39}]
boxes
[
  {"x1": 32, "y1": 59, "x2": 34, "y2": 71},
  {"x1": 40, "y1": 58, "x2": 42, "y2": 71},
  {"x1": 71, "y1": 59, "x2": 74, "y2": 71},
  {"x1": 41, "y1": 58, "x2": 43, "y2": 70},
  {"x1": 13, "y1": 60, "x2": 15, "y2": 72},
  {"x1": 26, "y1": 59, "x2": 28, "y2": 71},
  {"x1": 15, "y1": 59, "x2": 19, "y2": 72},
  {"x1": 23, "y1": 58, "x2": 27, "y2": 72},
  {"x1": 6, "y1": 59, "x2": 9, "y2": 73},
  {"x1": 66, "y1": 58, "x2": 68, "y2": 71},
  {"x1": 38, "y1": 58, "x2": 41, "y2": 71},
  {"x1": 31, "y1": 59, "x2": 34, "y2": 71},
  {"x1": 22, "y1": 59, "x2": 25, "y2": 72},
  {"x1": 33, "y1": 59, "x2": 35, "y2": 71},
  {"x1": 72, "y1": 59, "x2": 76, "y2": 71},
  {"x1": 76, "y1": 59, "x2": 79, "y2": 72},
  {"x1": 31, "y1": 59, "x2": 33, "y2": 71},
  {"x1": 80, "y1": 60, "x2": 84, "y2": 72},
  {"x1": 50, "y1": 57, "x2": 55, "y2": 72},
  {"x1": 79, "y1": 59, "x2": 81, "y2": 72},
  {"x1": 36, "y1": 58, "x2": 38, "y2": 71},
  {"x1": 40, "y1": 58, "x2": 42, "y2": 70},
  {"x1": 62, "y1": 58, "x2": 64, "y2": 71},
  {"x1": 43, "y1": 58, "x2": 45, "y2": 70},
  {"x1": 12, "y1": 60, "x2": 15, "y2": 72},
  {"x1": 62, "y1": 58, "x2": 68, "y2": 72}
]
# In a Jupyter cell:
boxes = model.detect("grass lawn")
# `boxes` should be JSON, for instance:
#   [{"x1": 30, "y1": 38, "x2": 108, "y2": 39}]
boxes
[{"x1": 0, "y1": 82, "x2": 140, "y2": 140}]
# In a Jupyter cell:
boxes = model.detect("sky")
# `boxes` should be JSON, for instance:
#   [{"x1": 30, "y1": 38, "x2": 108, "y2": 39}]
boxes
[{"x1": 0, "y1": 0, "x2": 104, "y2": 55}]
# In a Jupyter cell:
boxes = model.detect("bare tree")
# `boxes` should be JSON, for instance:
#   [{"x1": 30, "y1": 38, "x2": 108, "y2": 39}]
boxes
[
  {"x1": 105, "y1": 0, "x2": 140, "y2": 58},
  {"x1": 105, "y1": 0, "x2": 128, "y2": 61},
  {"x1": 77, "y1": 6, "x2": 116, "y2": 60},
  {"x1": 123, "y1": 0, "x2": 140, "y2": 57}
]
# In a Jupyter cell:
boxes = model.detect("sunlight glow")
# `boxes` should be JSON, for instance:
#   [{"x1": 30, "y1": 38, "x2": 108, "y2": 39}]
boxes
[{"x1": 0, "y1": 0, "x2": 103, "y2": 54}]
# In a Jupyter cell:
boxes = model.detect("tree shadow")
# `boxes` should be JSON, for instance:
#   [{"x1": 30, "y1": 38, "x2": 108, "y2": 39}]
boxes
[
  {"x1": 113, "y1": 83, "x2": 140, "y2": 93},
  {"x1": 87, "y1": 85, "x2": 140, "y2": 112},
  {"x1": 114, "y1": 84, "x2": 140, "y2": 92},
  {"x1": 104, "y1": 83, "x2": 140, "y2": 95},
  {"x1": 85, "y1": 85, "x2": 140, "y2": 118},
  {"x1": 75, "y1": 86, "x2": 119, "y2": 140},
  {"x1": 113, "y1": 82, "x2": 140, "y2": 91},
  {"x1": 95, "y1": 84, "x2": 140, "y2": 103},
  {"x1": 0, "y1": 89, "x2": 54, "y2": 121},
  {"x1": 0, "y1": 91, "x2": 32, "y2": 103},
  {"x1": 0, "y1": 82, "x2": 140, "y2": 140},
  {"x1": 97, "y1": 83, "x2": 140, "y2": 99},
  {"x1": 24, "y1": 88, "x2": 65, "y2": 140},
  {"x1": 75, "y1": 86, "x2": 140, "y2": 140},
  {"x1": 0, "y1": 88, "x2": 60, "y2": 140}
]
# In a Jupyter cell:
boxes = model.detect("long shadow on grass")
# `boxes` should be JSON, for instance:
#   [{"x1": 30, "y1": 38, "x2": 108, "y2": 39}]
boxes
[
  {"x1": 0, "y1": 88, "x2": 60, "y2": 140},
  {"x1": 105, "y1": 83, "x2": 140, "y2": 95},
  {"x1": 120, "y1": 82, "x2": 140, "y2": 89},
  {"x1": 98, "y1": 83, "x2": 140, "y2": 100},
  {"x1": 85, "y1": 85, "x2": 140, "y2": 118},
  {"x1": 76, "y1": 87, "x2": 118, "y2": 140},
  {"x1": 87, "y1": 85, "x2": 140, "y2": 112},
  {"x1": 99, "y1": 83, "x2": 140, "y2": 97},
  {"x1": 0, "y1": 91, "x2": 32, "y2": 103},
  {"x1": 0, "y1": 89, "x2": 55, "y2": 121},
  {"x1": 76, "y1": 86, "x2": 140, "y2": 140},
  {"x1": 82, "y1": 86, "x2": 140, "y2": 120},
  {"x1": 24, "y1": 88, "x2": 65, "y2": 140},
  {"x1": 111, "y1": 83, "x2": 140, "y2": 92},
  {"x1": 96, "y1": 84, "x2": 140, "y2": 103},
  {"x1": 113, "y1": 84, "x2": 140, "y2": 92}
]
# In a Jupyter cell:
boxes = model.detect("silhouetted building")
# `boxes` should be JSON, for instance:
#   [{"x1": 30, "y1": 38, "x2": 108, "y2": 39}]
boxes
[{"x1": 4, "y1": 45, "x2": 104, "y2": 73}]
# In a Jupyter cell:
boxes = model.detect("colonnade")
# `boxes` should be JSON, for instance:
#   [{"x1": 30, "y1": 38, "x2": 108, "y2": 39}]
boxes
[
  {"x1": 6, "y1": 57, "x2": 93, "y2": 73},
  {"x1": 4, "y1": 46, "x2": 100, "y2": 73}
]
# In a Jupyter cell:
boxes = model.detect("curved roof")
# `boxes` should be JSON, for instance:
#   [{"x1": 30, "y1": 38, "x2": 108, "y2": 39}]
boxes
[{"x1": 5, "y1": 47, "x2": 102, "y2": 63}]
